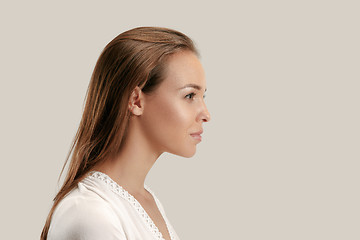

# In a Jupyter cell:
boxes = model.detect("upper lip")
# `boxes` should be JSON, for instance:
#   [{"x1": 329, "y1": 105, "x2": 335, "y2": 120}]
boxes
[{"x1": 190, "y1": 130, "x2": 203, "y2": 135}]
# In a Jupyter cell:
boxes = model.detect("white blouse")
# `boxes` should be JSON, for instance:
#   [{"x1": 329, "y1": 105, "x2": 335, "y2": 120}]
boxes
[{"x1": 48, "y1": 171, "x2": 180, "y2": 240}]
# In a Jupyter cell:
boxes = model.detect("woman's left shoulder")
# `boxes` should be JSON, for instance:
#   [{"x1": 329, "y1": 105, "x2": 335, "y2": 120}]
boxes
[{"x1": 48, "y1": 192, "x2": 125, "y2": 239}]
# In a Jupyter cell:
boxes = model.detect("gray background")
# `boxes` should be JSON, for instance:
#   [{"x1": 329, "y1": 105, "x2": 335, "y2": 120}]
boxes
[{"x1": 1, "y1": 0, "x2": 359, "y2": 239}]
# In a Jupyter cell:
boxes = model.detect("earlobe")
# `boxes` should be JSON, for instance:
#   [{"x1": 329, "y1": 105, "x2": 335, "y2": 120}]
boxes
[{"x1": 128, "y1": 86, "x2": 144, "y2": 116}]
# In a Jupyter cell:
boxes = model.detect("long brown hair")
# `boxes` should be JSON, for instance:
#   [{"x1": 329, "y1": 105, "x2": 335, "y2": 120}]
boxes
[{"x1": 41, "y1": 26, "x2": 198, "y2": 239}]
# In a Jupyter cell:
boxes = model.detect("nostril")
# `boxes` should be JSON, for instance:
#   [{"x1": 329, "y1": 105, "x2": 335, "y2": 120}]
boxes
[{"x1": 203, "y1": 114, "x2": 210, "y2": 122}]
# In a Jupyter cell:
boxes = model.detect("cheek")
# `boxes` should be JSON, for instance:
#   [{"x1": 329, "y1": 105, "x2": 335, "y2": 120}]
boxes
[
  {"x1": 144, "y1": 99, "x2": 192, "y2": 140},
  {"x1": 157, "y1": 101, "x2": 190, "y2": 133}
]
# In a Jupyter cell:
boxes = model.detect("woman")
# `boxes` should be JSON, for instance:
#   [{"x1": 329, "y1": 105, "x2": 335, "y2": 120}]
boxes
[{"x1": 41, "y1": 26, "x2": 211, "y2": 240}]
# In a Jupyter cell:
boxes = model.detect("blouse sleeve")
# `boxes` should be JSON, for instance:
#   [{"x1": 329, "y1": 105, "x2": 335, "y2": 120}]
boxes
[{"x1": 48, "y1": 195, "x2": 126, "y2": 240}]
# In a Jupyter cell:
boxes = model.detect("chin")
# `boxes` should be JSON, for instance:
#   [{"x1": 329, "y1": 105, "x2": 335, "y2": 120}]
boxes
[
  {"x1": 168, "y1": 146, "x2": 197, "y2": 158},
  {"x1": 181, "y1": 151, "x2": 196, "y2": 158}
]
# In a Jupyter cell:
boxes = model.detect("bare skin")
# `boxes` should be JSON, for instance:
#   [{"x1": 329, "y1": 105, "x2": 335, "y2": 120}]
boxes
[{"x1": 94, "y1": 50, "x2": 211, "y2": 240}]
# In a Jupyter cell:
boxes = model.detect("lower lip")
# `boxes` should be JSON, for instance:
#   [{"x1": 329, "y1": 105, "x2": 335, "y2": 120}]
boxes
[{"x1": 190, "y1": 134, "x2": 202, "y2": 141}]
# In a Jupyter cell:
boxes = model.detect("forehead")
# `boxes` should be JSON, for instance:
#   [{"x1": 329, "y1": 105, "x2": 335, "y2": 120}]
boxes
[{"x1": 160, "y1": 51, "x2": 206, "y2": 91}]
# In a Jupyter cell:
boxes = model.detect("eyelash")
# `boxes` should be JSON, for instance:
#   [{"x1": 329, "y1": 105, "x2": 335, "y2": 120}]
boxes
[{"x1": 185, "y1": 93, "x2": 206, "y2": 100}]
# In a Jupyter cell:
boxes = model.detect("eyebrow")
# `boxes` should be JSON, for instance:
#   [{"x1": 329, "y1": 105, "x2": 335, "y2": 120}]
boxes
[{"x1": 178, "y1": 83, "x2": 207, "y2": 92}]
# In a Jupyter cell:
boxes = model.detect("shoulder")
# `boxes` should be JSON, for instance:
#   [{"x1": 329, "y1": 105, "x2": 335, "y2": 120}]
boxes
[{"x1": 48, "y1": 188, "x2": 125, "y2": 240}]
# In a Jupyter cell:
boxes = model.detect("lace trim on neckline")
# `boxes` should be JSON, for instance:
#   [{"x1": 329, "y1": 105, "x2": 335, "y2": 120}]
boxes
[{"x1": 87, "y1": 171, "x2": 175, "y2": 240}]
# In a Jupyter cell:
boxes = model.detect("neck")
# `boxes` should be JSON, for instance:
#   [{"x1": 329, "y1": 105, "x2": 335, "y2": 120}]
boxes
[{"x1": 93, "y1": 118, "x2": 163, "y2": 197}]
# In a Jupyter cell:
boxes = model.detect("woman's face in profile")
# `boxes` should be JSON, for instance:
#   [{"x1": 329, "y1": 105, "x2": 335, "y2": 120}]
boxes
[{"x1": 141, "y1": 50, "x2": 210, "y2": 157}]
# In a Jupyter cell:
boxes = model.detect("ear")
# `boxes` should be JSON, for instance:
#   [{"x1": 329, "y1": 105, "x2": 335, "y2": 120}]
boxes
[{"x1": 128, "y1": 86, "x2": 145, "y2": 116}]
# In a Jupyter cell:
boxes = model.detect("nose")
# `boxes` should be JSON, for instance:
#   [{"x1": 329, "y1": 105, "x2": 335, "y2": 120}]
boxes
[{"x1": 200, "y1": 101, "x2": 211, "y2": 123}]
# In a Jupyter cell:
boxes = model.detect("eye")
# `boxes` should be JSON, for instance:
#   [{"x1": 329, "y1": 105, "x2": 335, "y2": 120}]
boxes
[{"x1": 185, "y1": 92, "x2": 196, "y2": 99}]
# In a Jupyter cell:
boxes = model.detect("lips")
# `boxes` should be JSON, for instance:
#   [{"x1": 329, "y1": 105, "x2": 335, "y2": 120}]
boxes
[
  {"x1": 190, "y1": 130, "x2": 203, "y2": 141},
  {"x1": 191, "y1": 130, "x2": 203, "y2": 135}
]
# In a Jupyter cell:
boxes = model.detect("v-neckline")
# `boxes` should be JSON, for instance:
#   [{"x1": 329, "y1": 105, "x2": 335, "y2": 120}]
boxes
[{"x1": 87, "y1": 171, "x2": 174, "y2": 240}]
